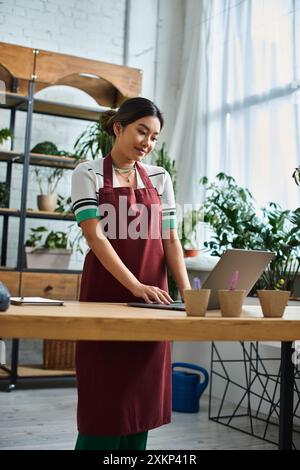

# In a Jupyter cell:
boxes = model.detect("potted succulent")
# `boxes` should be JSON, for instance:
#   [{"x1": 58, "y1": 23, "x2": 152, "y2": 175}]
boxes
[{"x1": 0, "y1": 128, "x2": 13, "y2": 151}]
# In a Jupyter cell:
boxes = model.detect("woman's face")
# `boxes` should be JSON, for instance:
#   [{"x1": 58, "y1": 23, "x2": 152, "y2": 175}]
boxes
[{"x1": 114, "y1": 116, "x2": 161, "y2": 162}]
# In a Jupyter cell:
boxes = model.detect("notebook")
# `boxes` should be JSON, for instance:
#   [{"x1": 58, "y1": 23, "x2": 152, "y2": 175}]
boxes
[
  {"x1": 10, "y1": 297, "x2": 64, "y2": 306},
  {"x1": 128, "y1": 301, "x2": 185, "y2": 311}
]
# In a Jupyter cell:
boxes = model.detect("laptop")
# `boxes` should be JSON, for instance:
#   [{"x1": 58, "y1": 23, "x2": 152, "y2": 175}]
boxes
[{"x1": 128, "y1": 249, "x2": 274, "y2": 311}]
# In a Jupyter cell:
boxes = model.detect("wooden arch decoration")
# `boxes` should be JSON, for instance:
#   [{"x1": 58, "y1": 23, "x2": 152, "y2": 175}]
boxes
[
  {"x1": 0, "y1": 42, "x2": 142, "y2": 106},
  {"x1": 35, "y1": 49, "x2": 142, "y2": 107}
]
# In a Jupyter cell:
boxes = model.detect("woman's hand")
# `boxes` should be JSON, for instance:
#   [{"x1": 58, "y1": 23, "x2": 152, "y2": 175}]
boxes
[{"x1": 131, "y1": 283, "x2": 173, "y2": 304}]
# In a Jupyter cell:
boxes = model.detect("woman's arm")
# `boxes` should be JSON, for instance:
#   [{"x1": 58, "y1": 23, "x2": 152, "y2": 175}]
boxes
[
  {"x1": 162, "y1": 228, "x2": 191, "y2": 300},
  {"x1": 80, "y1": 219, "x2": 172, "y2": 304}
]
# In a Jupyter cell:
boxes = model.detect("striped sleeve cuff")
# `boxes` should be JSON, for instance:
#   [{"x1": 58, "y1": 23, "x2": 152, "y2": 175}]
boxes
[
  {"x1": 75, "y1": 208, "x2": 100, "y2": 224},
  {"x1": 162, "y1": 208, "x2": 177, "y2": 232},
  {"x1": 72, "y1": 198, "x2": 99, "y2": 224}
]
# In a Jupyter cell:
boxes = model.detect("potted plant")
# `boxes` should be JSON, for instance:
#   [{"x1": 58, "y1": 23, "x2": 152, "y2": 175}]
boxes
[
  {"x1": 200, "y1": 173, "x2": 300, "y2": 294},
  {"x1": 178, "y1": 209, "x2": 202, "y2": 257},
  {"x1": 33, "y1": 167, "x2": 64, "y2": 211},
  {"x1": 0, "y1": 128, "x2": 13, "y2": 151},
  {"x1": 25, "y1": 226, "x2": 73, "y2": 269},
  {"x1": 31, "y1": 141, "x2": 81, "y2": 212}
]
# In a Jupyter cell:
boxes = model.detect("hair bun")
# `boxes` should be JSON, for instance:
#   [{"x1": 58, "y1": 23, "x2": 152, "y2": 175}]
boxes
[{"x1": 100, "y1": 110, "x2": 117, "y2": 135}]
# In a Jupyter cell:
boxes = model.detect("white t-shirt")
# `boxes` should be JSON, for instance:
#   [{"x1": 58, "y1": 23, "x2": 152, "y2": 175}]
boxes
[{"x1": 71, "y1": 159, "x2": 176, "y2": 232}]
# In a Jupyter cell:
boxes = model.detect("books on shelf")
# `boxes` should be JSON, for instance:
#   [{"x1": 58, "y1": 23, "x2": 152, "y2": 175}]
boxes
[{"x1": 10, "y1": 297, "x2": 64, "y2": 306}]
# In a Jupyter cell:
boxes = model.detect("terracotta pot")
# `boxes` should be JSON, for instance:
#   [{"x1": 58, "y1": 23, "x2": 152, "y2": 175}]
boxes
[
  {"x1": 184, "y1": 288, "x2": 211, "y2": 316},
  {"x1": 37, "y1": 194, "x2": 57, "y2": 212},
  {"x1": 184, "y1": 249, "x2": 199, "y2": 258},
  {"x1": 257, "y1": 290, "x2": 290, "y2": 317},
  {"x1": 218, "y1": 289, "x2": 246, "y2": 317}
]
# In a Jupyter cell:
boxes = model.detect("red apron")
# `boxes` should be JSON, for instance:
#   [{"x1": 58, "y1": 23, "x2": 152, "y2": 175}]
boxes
[{"x1": 76, "y1": 154, "x2": 171, "y2": 436}]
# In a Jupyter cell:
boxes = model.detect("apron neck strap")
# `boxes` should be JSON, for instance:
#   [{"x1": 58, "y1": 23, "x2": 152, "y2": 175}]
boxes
[
  {"x1": 103, "y1": 153, "x2": 154, "y2": 189},
  {"x1": 103, "y1": 154, "x2": 113, "y2": 187},
  {"x1": 135, "y1": 161, "x2": 154, "y2": 189}
]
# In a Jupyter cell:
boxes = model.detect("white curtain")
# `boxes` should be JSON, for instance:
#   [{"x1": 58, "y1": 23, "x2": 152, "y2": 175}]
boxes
[{"x1": 172, "y1": 0, "x2": 300, "y2": 210}]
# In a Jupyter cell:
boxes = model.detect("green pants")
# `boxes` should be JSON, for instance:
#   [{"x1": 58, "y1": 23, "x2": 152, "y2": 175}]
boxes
[{"x1": 75, "y1": 431, "x2": 148, "y2": 450}]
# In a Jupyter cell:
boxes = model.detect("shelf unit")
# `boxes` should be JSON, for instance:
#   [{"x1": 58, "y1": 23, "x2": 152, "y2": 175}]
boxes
[{"x1": 0, "y1": 41, "x2": 142, "y2": 389}]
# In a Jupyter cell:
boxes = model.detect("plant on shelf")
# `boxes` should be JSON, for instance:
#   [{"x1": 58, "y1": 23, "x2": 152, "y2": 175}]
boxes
[
  {"x1": 200, "y1": 172, "x2": 300, "y2": 294},
  {"x1": 73, "y1": 119, "x2": 114, "y2": 160},
  {"x1": 31, "y1": 140, "x2": 81, "y2": 160},
  {"x1": 30, "y1": 141, "x2": 71, "y2": 212},
  {"x1": 31, "y1": 141, "x2": 83, "y2": 212},
  {"x1": 33, "y1": 167, "x2": 63, "y2": 211},
  {"x1": 25, "y1": 224, "x2": 84, "y2": 269},
  {"x1": 0, "y1": 127, "x2": 13, "y2": 151}
]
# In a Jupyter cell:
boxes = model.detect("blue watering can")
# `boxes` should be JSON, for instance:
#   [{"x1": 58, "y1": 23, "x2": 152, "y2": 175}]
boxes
[{"x1": 172, "y1": 362, "x2": 209, "y2": 413}]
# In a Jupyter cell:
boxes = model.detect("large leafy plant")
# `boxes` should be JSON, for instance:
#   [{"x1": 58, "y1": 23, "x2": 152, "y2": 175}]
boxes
[
  {"x1": 200, "y1": 173, "x2": 300, "y2": 293},
  {"x1": 73, "y1": 121, "x2": 114, "y2": 159}
]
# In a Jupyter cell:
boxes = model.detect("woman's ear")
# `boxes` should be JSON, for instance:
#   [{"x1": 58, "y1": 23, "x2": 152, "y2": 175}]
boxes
[{"x1": 113, "y1": 122, "x2": 122, "y2": 137}]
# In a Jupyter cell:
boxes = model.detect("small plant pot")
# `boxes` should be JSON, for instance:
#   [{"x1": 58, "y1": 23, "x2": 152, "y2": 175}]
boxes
[
  {"x1": 37, "y1": 194, "x2": 57, "y2": 212},
  {"x1": 0, "y1": 137, "x2": 11, "y2": 152},
  {"x1": 184, "y1": 289, "x2": 211, "y2": 316},
  {"x1": 25, "y1": 247, "x2": 72, "y2": 269},
  {"x1": 257, "y1": 290, "x2": 290, "y2": 318},
  {"x1": 218, "y1": 290, "x2": 246, "y2": 317},
  {"x1": 184, "y1": 249, "x2": 199, "y2": 258}
]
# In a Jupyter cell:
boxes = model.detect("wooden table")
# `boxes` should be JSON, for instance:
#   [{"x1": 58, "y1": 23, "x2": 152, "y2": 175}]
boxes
[{"x1": 1, "y1": 301, "x2": 300, "y2": 450}]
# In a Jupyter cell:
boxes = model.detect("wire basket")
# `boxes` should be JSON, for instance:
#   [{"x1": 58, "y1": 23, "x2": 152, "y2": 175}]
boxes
[{"x1": 43, "y1": 340, "x2": 76, "y2": 370}]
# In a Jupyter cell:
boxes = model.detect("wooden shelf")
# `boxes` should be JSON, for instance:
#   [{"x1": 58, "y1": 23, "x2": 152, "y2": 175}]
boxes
[
  {"x1": 0, "y1": 208, "x2": 19, "y2": 216},
  {"x1": 0, "y1": 208, "x2": 75, "y2": 221},
  {"x1": 29, "y1": 152, "x2": 80, "y2": 169},
  {"x1": 0, "y1": 91, "x2": 105, "y2": 121},
  {"x1": 0, "y1": 150, "x2": 80, "y2": 169},
  {"x1": 0, "y1": 149, "x2": 22, "y2": 162},
  {"x1": 0, "y1": 91, "x2": 28, "y2": 109},
  {"x1": 0, "y1": 365, "x2": 75, "y2": 378},
  {"x1": 32, "y1": 98, "x2": 105, "y2": 121},
  {"x1": 26, "y1": 209, "x2": 75, "y2": 220}
]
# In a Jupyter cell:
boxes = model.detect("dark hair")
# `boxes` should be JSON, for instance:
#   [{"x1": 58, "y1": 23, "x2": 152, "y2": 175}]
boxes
[{"x1": 100, "y1": 97, "x2": 164, "y2": 136}]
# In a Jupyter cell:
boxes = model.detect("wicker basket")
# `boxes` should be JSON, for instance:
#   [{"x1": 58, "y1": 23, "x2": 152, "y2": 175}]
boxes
[{"x1": 43, "y1": 340, "x2": 76, "y2": 370}]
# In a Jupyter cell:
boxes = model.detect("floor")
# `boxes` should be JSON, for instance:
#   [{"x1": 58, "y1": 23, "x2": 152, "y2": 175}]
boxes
[{"x1": 0, "y1": 382, "x2": 279, "y2": 450}]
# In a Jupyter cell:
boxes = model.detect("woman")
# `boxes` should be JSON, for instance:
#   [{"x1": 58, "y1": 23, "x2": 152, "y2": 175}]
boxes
[{"x1": 71, "y1": 97, "x2": 190, "y2": 450}]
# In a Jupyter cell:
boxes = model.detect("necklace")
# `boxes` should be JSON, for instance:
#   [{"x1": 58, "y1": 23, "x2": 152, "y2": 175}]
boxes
[{"x1": 113, "y1": 164, "x2": 136, "y2": 183}]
